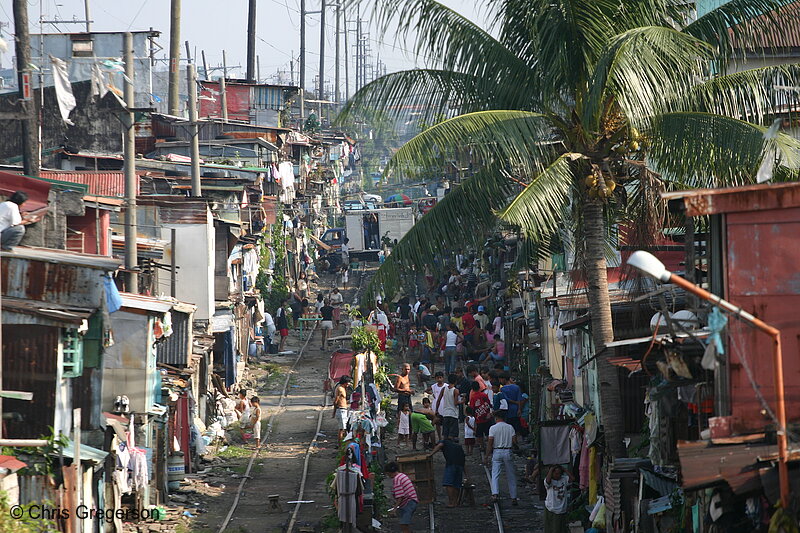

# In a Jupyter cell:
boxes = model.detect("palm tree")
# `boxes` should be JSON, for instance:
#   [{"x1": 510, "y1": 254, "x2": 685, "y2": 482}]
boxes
[{"x1": 341, "y1": 0, "x2": 800, "y2": 458}]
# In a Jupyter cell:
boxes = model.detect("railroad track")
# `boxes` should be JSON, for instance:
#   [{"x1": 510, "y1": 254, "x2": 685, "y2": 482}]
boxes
[
  {"x1": 425, "y1": 478, "x2": 506, "y2": 533},
  {"x1": 216, "y1": 265, "x2": 370, "y2": 533},
  {"x1": 215, "y1": 320, "x2": 318, "y2": 533}
]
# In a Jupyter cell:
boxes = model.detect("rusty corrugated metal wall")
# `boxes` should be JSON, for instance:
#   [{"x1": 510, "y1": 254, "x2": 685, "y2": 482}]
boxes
[
  {"x1": 158, "y1": 311, "x2": 191, "y2": 366},
  {"x1": 2, "y1": 325, "x2": 59, "y2": 439},
  {"x1": 725, "y1": 206, "x2": 800, "y2": 432}
]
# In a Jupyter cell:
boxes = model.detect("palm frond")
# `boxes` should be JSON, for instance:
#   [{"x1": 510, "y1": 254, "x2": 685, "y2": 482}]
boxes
[
  {"x1": 523, "y1": 0, "x2": 627, "y2": 99},
  {"x1": 585, "y1": 26, "x2": 712, "y2": 132},
  {"x1": 498, "y1": 153, "x2": 576, "y2": 242},
  {"x1": 337, "y1": 69, "x2": 537, "y2": 127},
  {"x1": 358, "y1": 0, "x2": 531, "y2": 83},
  {"x1": 364, "y1": 164, "x2": 519, "y2": 303},
  {"x1": 508, "y1": 233, "x2": 564, "y2": 277},
  {"x1": 647, "y1": 112, "x2": 800, "y2": 188},
  {"x1": 670, "y1": 63, "x2": 800, "y2": 125},
  {"x1": 683, "y1": 0, "x2": 800, "y2": 61},
  {"x1": 385, "y1": 110, "x2": 559, "y2": 178}
]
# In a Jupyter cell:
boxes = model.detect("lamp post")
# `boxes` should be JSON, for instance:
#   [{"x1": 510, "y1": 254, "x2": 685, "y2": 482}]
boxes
[{"x1": 627, "y1": 250, "x2": 790, "y2": 508}]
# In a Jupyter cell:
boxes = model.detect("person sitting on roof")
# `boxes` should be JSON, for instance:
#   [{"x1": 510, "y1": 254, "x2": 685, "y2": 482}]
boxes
[{"x1": 0, "y1": 191, "x2": 40, "y2": 251}]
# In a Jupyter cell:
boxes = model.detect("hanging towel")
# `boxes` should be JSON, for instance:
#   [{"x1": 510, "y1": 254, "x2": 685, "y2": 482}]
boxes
[
  {"x1": 540, "y1": 424, "x2": 571, "y2": 465},
  {"x1": 50, "y1": 55, "x2": 76, "y2": 125}
]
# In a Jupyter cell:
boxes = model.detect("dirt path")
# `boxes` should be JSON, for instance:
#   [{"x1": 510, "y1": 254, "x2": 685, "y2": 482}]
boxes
[{"x1": 183, "y1": 273, "x2": 363, "y2": 533}]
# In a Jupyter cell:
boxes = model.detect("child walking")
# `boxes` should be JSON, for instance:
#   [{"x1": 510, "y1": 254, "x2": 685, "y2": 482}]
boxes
[
  {"x1": 398, "y1": 404, "x2": 411, "y2": 447},
  {"x1": 464, "y1": 406, "x2": 476, "y2": 455}
]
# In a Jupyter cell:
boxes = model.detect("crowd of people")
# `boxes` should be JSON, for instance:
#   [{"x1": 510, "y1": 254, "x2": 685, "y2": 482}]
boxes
[{"x1": 317, "y1": 249, "x2": 575, "y2": 531}]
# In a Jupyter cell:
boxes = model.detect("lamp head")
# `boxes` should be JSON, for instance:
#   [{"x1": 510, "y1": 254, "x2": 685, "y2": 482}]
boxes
[{"x1": 627, "y1": 251, "x2": 671, "y2": 283}]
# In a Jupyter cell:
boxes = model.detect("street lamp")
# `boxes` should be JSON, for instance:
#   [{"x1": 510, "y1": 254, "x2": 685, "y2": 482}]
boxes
[{"x1": 627, "y1": 250, "x2": 790, "y2": 509}]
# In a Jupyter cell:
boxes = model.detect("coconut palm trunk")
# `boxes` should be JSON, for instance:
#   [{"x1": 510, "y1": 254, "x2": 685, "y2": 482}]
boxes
[{"x1": 583, "y1": 199, "x2": 626, "y2": 458}]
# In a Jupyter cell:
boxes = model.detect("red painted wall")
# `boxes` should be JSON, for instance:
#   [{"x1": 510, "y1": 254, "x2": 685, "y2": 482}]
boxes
[
  {"x1": 66, "y1": 207, "x2": 111, "y2": 255},
  {"x1": 725, "y1": 207, "x2": 800, "y2": 432},
  {"x1": 198, "y1": 81, "x2": 251, "y2": 122}
]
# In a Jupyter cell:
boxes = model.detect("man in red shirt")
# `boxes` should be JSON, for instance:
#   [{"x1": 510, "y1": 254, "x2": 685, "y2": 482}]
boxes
[{"x1": 469, "y1": 381, "x2": 493, "y2": 452}]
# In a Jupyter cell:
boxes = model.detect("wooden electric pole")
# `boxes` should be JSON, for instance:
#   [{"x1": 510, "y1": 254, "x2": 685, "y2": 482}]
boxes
[
  {"x1": 246, "y1": 0, "x2": 257, "y2": 82},
  {"x1": 12, "y1": 0, "x2": 39, "y2": 176},
  {"x1": 168, "y1": 0, "x2": 181, "y2": 115}
]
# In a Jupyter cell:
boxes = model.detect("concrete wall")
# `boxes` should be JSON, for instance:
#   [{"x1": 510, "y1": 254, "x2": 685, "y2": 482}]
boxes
[
  {"x1": 0, "y1": 81, "x2": 123, "y2": 164},
  {"x1": 21, "y1": 188, "x2": 85, "y2": 250},
  {"x1": 157, "y1": 221, "x2": 215, "y2": 321},
  {"x1": 30, "y1": 32, "x2": 155, "y2": 108}
]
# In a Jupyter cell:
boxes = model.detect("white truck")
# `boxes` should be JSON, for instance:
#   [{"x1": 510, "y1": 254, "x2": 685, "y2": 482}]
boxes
[{"x1": 321, "y1": 207, "x2": 415, "y2": 262}]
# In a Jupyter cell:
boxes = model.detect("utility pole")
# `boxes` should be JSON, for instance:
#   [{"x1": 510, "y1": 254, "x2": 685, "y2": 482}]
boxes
[
  {"x1": 256, "y1": 55, "x2": 261, "y2": 83},
  {"x1": 299, "y1": 0, "x2": 306, "y2": 120},
  {"x1": 335, "y1": 0, "x2": 340, "y2": 103},
  {"x1": 12, "y1": 0, "x2": 39, "y2": 176},
  {"x1": 319, "y1": 0, "x2": 326, "y2": 102},
  {"x1": 168, "y1": 0, "x2": 181, "y2": 115},
  {"x1": 201, "y1": 50, "x2": 209, "y2": 80},
  {"x1": 246, "y1": 0, "x2": 257, "y2": 82},
  {"x1": 356, "y1": 13, "x2": 362, "y2": 91},
  {"x1": 343, "y1": 10, "x2": 349, "y2": 101},
  {"x1": 220, "y1": 50, "x2": 228, "y2": 121},
  {"x1": 123, "y1": 32, "x2": 138, "y2": 293},
  {"x1": 187, "y1": 63, "x2": 201, "y2": 197},
  {"x1": 84, "y1": 0, "x2": 92, "y2": 32}
]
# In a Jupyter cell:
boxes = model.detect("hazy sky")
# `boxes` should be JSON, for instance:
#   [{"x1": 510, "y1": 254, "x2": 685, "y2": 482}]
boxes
[{"x1": 0, "y1": 0, "x2": 486, "y2": 90}]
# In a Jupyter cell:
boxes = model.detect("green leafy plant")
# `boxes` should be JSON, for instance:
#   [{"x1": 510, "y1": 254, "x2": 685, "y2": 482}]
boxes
[
  {"x1": 257, "y1": 205, "x2": 289, "y2": 314},
  {"x1": 3, "y1": 429, "x2": 68, "y2": 477},
  {"x1": 0, "y1": 494, "x2": 58, "y2": 532},
  {"x1": 369, "y1": 460, "x2": 388, "y2": 518},
  {"x1": 351, "y1": 327, "x2": 382, "y2": 354}
]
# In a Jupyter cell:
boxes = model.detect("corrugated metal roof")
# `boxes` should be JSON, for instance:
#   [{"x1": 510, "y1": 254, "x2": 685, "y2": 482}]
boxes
[
  {"x1": 662, "y1": 182, "x2": 800, "y2": 217},
  {"x1": 119, "y1": 292, "x2": 175, "y2": 313},
  {"x1": 136, "y1": 196, "x2": 211, "y2": 225},
  {"x1": 546, "y1": 290, "x2": 634, "y2": 311},
  {"x1": 0, "y1": 455, "x2": 28, "y2": 472},
  {"x1": 0, "y1": 246, "x2": 121, "y2": 271},
  {"x1": 0, "y1": 172, "x2": 51, "y2": 212},
  {"x1": 677, "y1": 440, "x2": 776, "y2": 493},
  {"x1": 39, "y1": 170, "x2": 141, "y2": 197},
  {"x1": 61, "y1": 439, "x2": 108, "y2": 463},
  {"x1": 1, "y1": 296, "x2": 94, "y2": 326}
]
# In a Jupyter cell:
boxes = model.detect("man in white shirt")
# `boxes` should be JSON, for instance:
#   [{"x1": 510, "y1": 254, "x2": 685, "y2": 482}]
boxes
[
  {"x1": 0, "y1": 191, "x2": 37, "y2": 250},
  {"x1": 262, "y1": 310, "x2": 276, "y2": 347},
  {"x1": 427, "y1": 372, "x2": 446, "y2": 441},
  {"x1": 485, "y1": 410, "x2": 518, "y2": 505}
]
